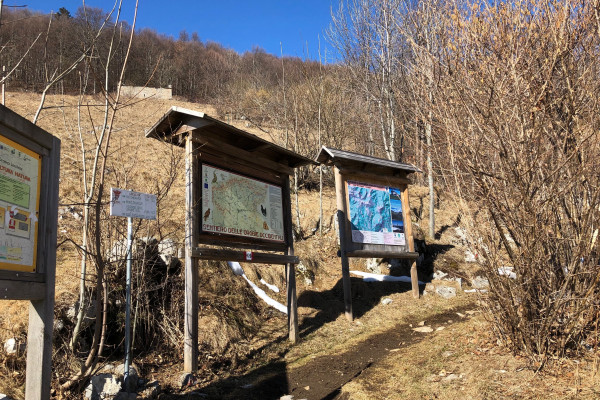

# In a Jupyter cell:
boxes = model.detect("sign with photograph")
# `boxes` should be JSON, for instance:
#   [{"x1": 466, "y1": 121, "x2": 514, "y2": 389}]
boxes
[
  {"x1": 110, "y1": 188, "x2": 157, "y2": 220},
  {"x1": 201, "y1": 164, "x2": 285, "y2": 243},
  {"x1": 0, "y1": 134, "x2": 41, "y2": 272},
  {"x1": 347, "y1": 181, "x2": 405, "y2": 246}
]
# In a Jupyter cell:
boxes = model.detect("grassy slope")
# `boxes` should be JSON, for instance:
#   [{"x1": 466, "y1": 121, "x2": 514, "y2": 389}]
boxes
[{"x1": 1, "y1": 92, "x2": 599, "y2": 399}]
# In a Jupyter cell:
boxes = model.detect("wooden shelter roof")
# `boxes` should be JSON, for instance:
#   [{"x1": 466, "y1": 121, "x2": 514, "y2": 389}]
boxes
[
  {"x1": 316, "y1": 146, "x2": 421, "y2": 174},
  {"x1": 145, "y1": 106, "x2": 316, "y2": 168}
]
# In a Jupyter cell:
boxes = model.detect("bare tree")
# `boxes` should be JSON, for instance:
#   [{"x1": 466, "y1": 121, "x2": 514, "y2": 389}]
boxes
[{"x1": 428, "y1": 0, "x2": 600, "y2": 363}]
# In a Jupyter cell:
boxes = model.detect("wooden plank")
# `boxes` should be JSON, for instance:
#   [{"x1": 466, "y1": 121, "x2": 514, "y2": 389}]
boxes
[
  {"x1": 25, "y1": 135, "x2": 60, "y2": 400},
  {"x1": 192, "y1": 248, "x2": 299, "y2": 265},
  {"x1": 345, "y1": 250, "x2": 419, "y2": 259},
  {"x1": 184, "y1": 136, "x2": 199, "y2": 373},
  {"x1": 401, "y1": 186, "x2": 420, "y2": 298},
  {"x1": 0, "y1": 280, "x2": 45, "y2": 300},
  {"x1": 335, "y1": 167, "x2": 353, "y2": 321},
  {"x1": 0, "y1": 105, "x2": 54, "y2": 149},
  {"x1": 0, "y1": 271, "x2": 45, "y2": 283},
  {"x1": 191, "y1": 131, "x2": 294, "y2": 175},
  {"x1": 196, "y1": 234, "x2": 288, "y2": 252},
  {"x1": 340, "y1": 170, "x2": 410, "y2": 195},
  {"x1": 199, "y1": 151, "x2": 285, "y2": 187},
  {"x1": 282, "y1": 175, "x2": 298, "y2": 343}
]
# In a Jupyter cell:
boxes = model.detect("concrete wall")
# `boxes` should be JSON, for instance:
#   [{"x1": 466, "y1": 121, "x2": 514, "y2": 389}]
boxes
[{"x1": 121, "y1": 86, "x2": 172, "y2": 99}]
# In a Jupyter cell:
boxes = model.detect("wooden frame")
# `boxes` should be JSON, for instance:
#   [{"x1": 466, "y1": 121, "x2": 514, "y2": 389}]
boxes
[
  {"x1": 318, "y1": 147, "x2": 421, "y2": 321},
  {"x1": 146, "y1": 107, "x2": 315, "y2": 374},
  {"x1": 0, "y1": 105, "x2": 60, "y2": 400}
]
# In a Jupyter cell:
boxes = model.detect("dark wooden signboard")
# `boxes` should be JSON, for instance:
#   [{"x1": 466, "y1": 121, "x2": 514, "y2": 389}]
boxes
[
  {"x1": 317, "y1": 147, "x2": 421, "y2": 321},
  {"x1": 146, "y1": 107, "x2": 315, "y2": 373},
  {"x1": 0, "y1": 105, "x2": 60, "y2": 400}
]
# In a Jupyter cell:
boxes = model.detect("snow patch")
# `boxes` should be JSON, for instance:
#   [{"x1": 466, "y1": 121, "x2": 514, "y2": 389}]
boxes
[
  {"x1": 351, "y1": 270, "x2": 424, "y2": 285},
  {"x1": 228, "y1": 262, "x2": 287, "y2": 314},
  {"x1": 260, "y1": 278, "x2": 280, "y2": 293}
]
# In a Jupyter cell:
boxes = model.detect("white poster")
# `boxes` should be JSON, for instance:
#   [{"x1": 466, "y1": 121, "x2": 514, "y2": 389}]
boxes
[
  {"x1": 0, "y1": 134, "x2": 41, "y2": 272},
  {"x1": 202, "y1": 164, "x2": 284, "y2": 243},
  {"x1": 110, "y1": 188, "x2": 157, "y2": 220}
]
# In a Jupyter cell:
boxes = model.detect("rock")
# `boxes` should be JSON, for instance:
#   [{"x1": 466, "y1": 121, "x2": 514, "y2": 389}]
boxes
[
  {"x1": 296, "y1": 262, "x2": 315, "y2": 286},
  {"x1": 381, "y1": 297, "x2": 393, "y2": 305},
  {"x1": 85, "y1": 374, "x2": 121, "y2": 400},
  {"x1": 180, "y1": 373, "x2": 196, "y2": 388},
  {"x1": 464, "y1": 249, "x2": 477, "y2": 263},
  {"x1": 413, "y1": 326, "x2": 434, "y2": 333},
  {"x1": 435, "y1": 285, "x2": 457, "y2": 299},
  {"x1": 442, "y1": 351, "x2": 453, "y2": 358},
  {"x1": 139, "y1": 381, "x2": 161, "y2": 400},
  {"x1": 366, "y1": 258, "x2": 383, "y2": 274},
  {"x1": 3, "y1": 338, "x2": 25, "y2": 356},
  {"x1": 114, "y1": 363, "x2": 139, "y2": 393},
  {"x1": 114, "y1": 393, "x2": 137, "y2": 400},
  {"x1": 279, "y1": 396, "x2": 294, "y2": 400},
  {"x1": 436, "y1": 326, "x2": 445, "y2": 331},
  {"x1": 433, "y1": 270, "x2": 448, "y2": 280},
  {"x1": 471, "y1": 276, "x2": 489, "y2": 289},
  {"x1": 443, "y1": 373, "x2": 460, "y2": 382}
]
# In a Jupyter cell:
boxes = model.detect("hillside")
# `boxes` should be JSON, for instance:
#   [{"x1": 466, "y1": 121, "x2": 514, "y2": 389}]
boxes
[{"x1": 0, "y1": 92, "x2": 599, "y2": 399}]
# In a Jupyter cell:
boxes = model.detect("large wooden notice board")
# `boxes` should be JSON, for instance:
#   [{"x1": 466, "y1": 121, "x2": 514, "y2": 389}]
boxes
[{"x1": 0, "y1": 104, "x2": 61, "y2": 400}]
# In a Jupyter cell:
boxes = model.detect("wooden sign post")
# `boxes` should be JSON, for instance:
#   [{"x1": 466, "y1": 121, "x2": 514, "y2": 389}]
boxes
[
  {"x1": 317, "y1": 147, "x2": 421, "y2": 321},
  {"x1": 0, "y1": 105, "x2": 60, "y2": 400},
  {"x1": 146, "y1": 107, "x2": 315, "y2": 373}
]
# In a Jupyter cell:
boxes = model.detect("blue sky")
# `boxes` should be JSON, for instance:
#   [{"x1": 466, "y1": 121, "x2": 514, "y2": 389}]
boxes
[{"x1": 14, "y1": 0, "x2": 336, "y2": 60}]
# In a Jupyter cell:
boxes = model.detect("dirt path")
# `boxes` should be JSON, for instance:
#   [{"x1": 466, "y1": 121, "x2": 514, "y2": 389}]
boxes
[
  {"x1": 284, "y1": 304, "x2": 475, "y2": 400},
  {"x1": 193, "y1": 302, "x2": 476, "y2": 400}
]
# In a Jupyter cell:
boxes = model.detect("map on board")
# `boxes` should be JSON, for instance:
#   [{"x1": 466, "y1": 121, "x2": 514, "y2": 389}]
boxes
[
  {"x1": 0, "y1": 134, "x2": 41, "y2": 272},
  {"x1": 347, "y1": 181, "x2": 405, "y2": 246},
  {"x1": 201, "y1": 164, "x2": 284, "y2": 243}
]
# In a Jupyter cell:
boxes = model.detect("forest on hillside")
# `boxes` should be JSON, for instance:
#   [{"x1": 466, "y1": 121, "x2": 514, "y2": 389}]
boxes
[{"x1": 1, "y1": 0, "x2": 600, "y2": 392}]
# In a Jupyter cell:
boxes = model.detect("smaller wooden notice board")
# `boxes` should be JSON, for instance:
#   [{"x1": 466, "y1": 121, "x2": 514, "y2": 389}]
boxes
[{"x1": 317, "y1": 146, "x2": 421, "y2": 320}]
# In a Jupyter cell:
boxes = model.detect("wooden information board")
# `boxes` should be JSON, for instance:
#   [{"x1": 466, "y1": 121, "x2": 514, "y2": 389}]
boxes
[
  {"x1": 0, "y1": 105, "x2": 61, "y2": 400},
  {"x1": 146, "y1": 106, "x2": 315, "y2": 373},
  {"x1": 317, "y1": 146, "x2": 421, "y2": 321}
]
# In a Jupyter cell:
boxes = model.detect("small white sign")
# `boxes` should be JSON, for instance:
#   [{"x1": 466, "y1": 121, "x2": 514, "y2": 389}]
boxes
[{"x1": 110, "y1": 188, "x2": 157, "y2": 220}]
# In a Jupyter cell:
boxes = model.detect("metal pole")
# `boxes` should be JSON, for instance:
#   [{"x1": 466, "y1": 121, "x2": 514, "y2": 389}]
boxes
[{"x1": 124, "y1": 216, "x2": 133, "y2": 391}]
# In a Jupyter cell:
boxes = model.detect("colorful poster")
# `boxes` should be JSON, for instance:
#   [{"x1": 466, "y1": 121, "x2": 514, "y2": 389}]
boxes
[
  {"x1": 0, "y1": 134, "x2": 41, "y2": 272},
  {"x1": 347, "y1": 181, "x2": 406, "y2": 246},
  {"x1": 202, "y1": 164, "x2": 284, "y2": 243}
]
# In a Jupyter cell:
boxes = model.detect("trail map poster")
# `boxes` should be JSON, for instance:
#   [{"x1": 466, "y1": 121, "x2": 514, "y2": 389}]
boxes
[
  {"x1": 0, "y1": 134, "x2": 41, "y2": 272},
  {"x1": 347, "y1": 181, "x2": 405, "y2": 246},
  {"x1": 201, "y1": 164, "x2": 285, "y2": 243}
]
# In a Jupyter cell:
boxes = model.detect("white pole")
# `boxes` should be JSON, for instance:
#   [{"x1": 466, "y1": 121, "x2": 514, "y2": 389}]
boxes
[{"x1": 124, "y1": 216, "x2": 133, "y2": 391}]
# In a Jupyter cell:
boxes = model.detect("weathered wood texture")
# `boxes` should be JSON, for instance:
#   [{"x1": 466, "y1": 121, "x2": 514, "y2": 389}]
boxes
[
  {"x1": 401, "y1": 187, "x2": 420, "y2": 298},
  {"x1": 25, "y1": 135, "x2": 60, "y2": 400},
  {"x1": 335, "y1": 167, "x2": 353, "y2": 321},
  {"x1": 184, "y1": 136, "x2": 199, "y2": 373},
  {"x1": 192, "y1": 248, "x2": 299, "y2": 265},
  {"x1": 283, "y1": 175, "x2": 298, "y2": 343}
]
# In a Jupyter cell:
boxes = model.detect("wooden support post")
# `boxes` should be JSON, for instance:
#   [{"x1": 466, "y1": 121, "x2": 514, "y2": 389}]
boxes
[
  {"x1": 402, "y1": 186, "x2": 420, "y2": 298},
  {"x1": 25, "y1": 136, "x2": 60, "y2": 400},
  {"x1": 283, "y1": 176, "x2": 298, "y2": 343},
  {"x1": 184, "y1": 135, "x2": 199, "y2": 373},
  {"x1": 334, "y1": 167, "x2": 353, "y2": 321}
]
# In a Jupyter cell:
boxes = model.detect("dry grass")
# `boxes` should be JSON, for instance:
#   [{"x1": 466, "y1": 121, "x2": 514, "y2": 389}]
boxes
[{"x1": 3, "y1": 91, "x2": 600, "y2": 400}]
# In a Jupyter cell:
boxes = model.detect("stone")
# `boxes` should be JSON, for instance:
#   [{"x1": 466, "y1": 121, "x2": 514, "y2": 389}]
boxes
[
  {"x1": 381, "y1": 297, "x2": 393, "y2": 305},
  {"x1": 471, "y1": 276, "x2": 489, "y2": 289},
  {"x1": 435, "y1": 285, "x2": 457, "y2": 299},
  {"x1": 3, "y1": 338, "x2": 25, "y2": 356},
  {"x1": 114, "y1": 393, "x2": 137, "y2": 400},
  {"x1": 464, "y1": 249, "x2": 477, "y2": 263},
  {"x1": 443, "y1": 373, "x2": 460, "y2": 382},
  {"x1": 180, "y1": 373, "x2": 196, "y2": 388},
  {"x1": 279, "y1": 396, "x2": 294, "y2": 400},
  {"x1": 365, "y1": 258, "x2": 382, "y2": 274},
  {"x1": 433, "y1": 270, "x2": 448, "y2": 280},
  {"x1": 85, "y1": 374, "x2": 121, "y2": 400},
  {"x1": 139, "y1": 381, "x2": 161, "y2": 400},
  {"x1": 413, "y1": 326, "x2": 434, "y2": 333}
]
